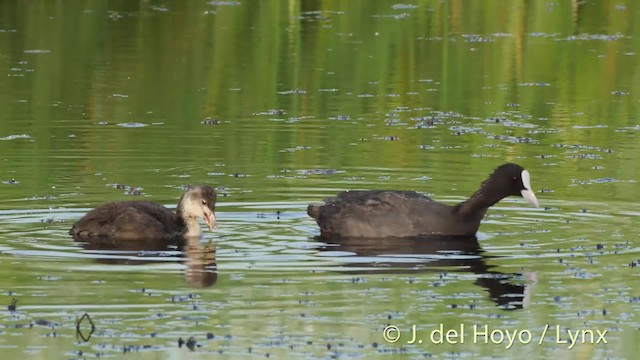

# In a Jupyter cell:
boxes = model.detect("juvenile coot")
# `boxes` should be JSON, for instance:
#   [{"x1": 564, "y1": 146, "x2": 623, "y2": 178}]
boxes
[
  {"x1": 70, "y1": 185, "x2": 217, "y2": 241},
  {"x1": 307, "y1": 163, "x2": 538, "y2": 238}
]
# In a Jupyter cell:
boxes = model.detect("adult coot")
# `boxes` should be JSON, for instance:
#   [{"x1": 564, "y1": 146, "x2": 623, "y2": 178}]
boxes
[
  {"x1": 70, "y1": 185, "x2": 217, "y2": 241},
  {"x1": 307, "y1": 163, "x2": 538, "y2": 238}
]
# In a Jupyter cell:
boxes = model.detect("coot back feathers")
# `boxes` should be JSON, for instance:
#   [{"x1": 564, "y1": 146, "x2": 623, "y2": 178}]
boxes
[{"x1": 307, "y1": 163, "x2": 538, "y2": 238}]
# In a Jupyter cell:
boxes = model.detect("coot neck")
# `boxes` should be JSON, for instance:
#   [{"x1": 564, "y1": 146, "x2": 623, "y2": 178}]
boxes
[
  {"x1": 182, "y1": 215, "x2": 202, "y2": 237},
  {"x1": 456, "y1": 178, "x2": 505, "y2": 219},
  {"x1": 177, "y1": 203, "x2": 202, "y2": 237}
]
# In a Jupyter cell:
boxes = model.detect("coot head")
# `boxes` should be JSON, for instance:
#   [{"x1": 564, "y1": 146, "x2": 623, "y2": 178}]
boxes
[
  {"x1": 177, "y1": 185, "x2": 218, "y2": 230},
  {"x1": 490, "y1": 163, "x2": 538, "y2": 207}
]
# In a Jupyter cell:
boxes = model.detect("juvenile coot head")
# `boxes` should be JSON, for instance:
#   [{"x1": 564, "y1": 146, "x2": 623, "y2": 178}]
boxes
[{"x1": 177, "y1": 185, "x2": 218, "y2": 231}]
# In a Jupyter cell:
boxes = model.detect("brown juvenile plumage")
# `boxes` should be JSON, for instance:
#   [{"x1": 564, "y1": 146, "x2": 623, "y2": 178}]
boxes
[{"x1": 70, "y1": 185, "x2": 217, "y2": 241}]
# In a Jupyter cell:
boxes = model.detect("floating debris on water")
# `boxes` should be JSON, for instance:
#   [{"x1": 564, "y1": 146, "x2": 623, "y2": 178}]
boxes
[
  {"x1": 471, "y1": 153, "x2": 499, "y2": 158},
  {"x1": 208, "y1": 1, "x2": 241, "y2": 6},
  {"x1": 572, "y1": 125, "x2": 608, "y2": 129},
  {"x1": 0, "y1": 134, "x2": 31, "y2": 140},
  {"x1": 106, "y1": 183, "x2": 144, "y2": 195},
  {"x1": 108, "y1": 183, "x2": 128, "y2": 189},
  {"x1": 108, "y1": 10, "x2": 123, "y2": 20},
  {"x1": 485, "y1": 118, "x2": 538, "y2": 128},
  {"x1": 32, "y1": 319, "x2": 59, "y2": 327},
  {"x1": 178, "y1": 336, "x2": 199, "y2": 351},
  {"x1": 150, "y1": 5, "x2": 169, "y2": 12},
  {"x1": 40, "y1": 216, "x2": 56, "y2": 224},
  {"x1": 412, "y1": 116, "x2": 439, "y2": 126},
  {"x1": 570, "y1": 177, "x2": 622, "y2": 185},
  {"x1": 463, "y1": 34, "x2": 494, "y2": 43},
  {"x1": 8, "y1": 298, "x2": 17, "y2": 312},
  {"x1": 392, "y1": 4, "x2": 418, "y2": 10},
  {"x1": 127, "y1": 187, "x2": 144, "y2": 195},
  {"x1": 384, "y1": 118, "x2": 404, "y2": 126},
  {"x1": 562, "y1": 33, "x2": 625, "y2": 41},
  {"x1": 280, "y1": 146, "x2": 311, "y2": 152},
  {"x1": 116, "y1": 122, "x2": 148, "y2": 128},
  {"x1": 23, "y1": 49, "x2": 51, "y2": 54},
  {"x1": 38, "y1": 275, "x2": 61, "y2": 281},
  {"x1": 566, "y1": 153, "x2": 602, "y2": 160},
  {"x1": 450, "y1": 126, "x2": 484, "y2": 135},
  {"x1": 296, "y1": 169, "x2": 343, "y2": 175},
  {"x1": 552, "y1": 143, "x2": 612, "y2": 153},
  {"x1": 254, "y1": 109, "x2": 285, "y2": 116},
  {"x1": 286, "y1": 116, "x2": 314, "y2": 123},
  {"x1": 616, "y1": 125, "x2": 640, "y2": 132},
  {"x1": 519, "y1": 82, "x2": 551, "y2": 87},
  {"x1": 277, "y1": 89, "x2": 306, "y2": 95},
  {"x1": 490, "y1": 134, "x2": 538, "y2": 144},
  {"x1": 201, "y1": 117, "x2": 220, "y2": 125}
]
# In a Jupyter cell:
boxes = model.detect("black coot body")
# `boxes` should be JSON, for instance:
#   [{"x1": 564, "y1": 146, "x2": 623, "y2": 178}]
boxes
[
  {"x1": 307, "y1": 163, "x2": 538, "y2": 238},
  {"x1": 70, "y1": 185, "x2": 217, "y2": 241}
]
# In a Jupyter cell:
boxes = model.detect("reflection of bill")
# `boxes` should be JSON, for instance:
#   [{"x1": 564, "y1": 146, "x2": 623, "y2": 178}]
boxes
[{"x1": 75, "y1": 236, "x2": 218, "y2": 288}]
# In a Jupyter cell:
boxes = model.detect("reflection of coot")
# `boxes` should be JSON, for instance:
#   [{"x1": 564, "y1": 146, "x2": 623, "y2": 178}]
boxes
[
  {"x1": 308, "y1": 163, "x2": 539, "y2": 237},
  {"x1": 77, "y1": 237, "x2": 218, "y2": 288},
  {"x1": 184, "y1": 242, "x2": 217, "y2": 288},
  {"x1": 316, "y1": 236, "x2": 535, "y2": 310},
  {"x1": 70, "y1": 185, "x2": 217, "y2": 241}
]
